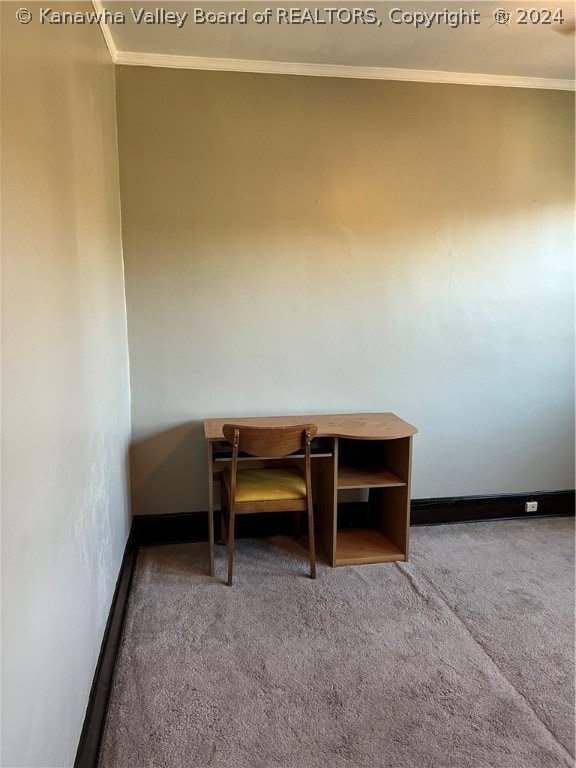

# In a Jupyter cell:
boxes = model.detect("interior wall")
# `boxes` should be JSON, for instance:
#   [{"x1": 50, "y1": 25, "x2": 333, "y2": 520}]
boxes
[
  {"x1": 1, "y1": 5, "x2": 132, "y2": 766},
  {"x1": 116, "y1": 66, "x2": 575, "y2": 515}
]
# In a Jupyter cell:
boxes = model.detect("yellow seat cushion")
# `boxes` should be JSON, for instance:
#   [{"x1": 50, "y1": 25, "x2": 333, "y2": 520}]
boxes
[{"x1": 224, "y1": 468, "x2": 306, "y2": 502}]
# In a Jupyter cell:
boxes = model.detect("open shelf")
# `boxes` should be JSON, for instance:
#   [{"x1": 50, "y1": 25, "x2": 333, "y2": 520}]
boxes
[
  {"x1": 214, "y1": 452, "x2": 333, "y2": 462},
  {"x1": 335, "y1": 529, "x2": 406, "y2": 566},
  {"x1": 337, "y1": 465, "x2": 406, "y2": 489},
  {"x1": 213, "y1": 438, "x2": 333, "y2": 462}
]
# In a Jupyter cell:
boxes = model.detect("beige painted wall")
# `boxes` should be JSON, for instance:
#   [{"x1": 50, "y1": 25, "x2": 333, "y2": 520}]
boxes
[
  {"x1": 116, "y1": 67, "x2": 574, "y2": 515},
  {"x1": 1, "y1": 5, "x2": 131, "y2": 766}
]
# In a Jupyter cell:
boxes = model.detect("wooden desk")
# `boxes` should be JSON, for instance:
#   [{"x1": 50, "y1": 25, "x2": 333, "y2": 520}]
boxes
[{"x1": 204, "y1": 413, "x2": 418, "y2": 576}]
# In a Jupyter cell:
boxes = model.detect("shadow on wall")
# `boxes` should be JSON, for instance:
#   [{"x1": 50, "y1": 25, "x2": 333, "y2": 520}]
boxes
[{"x1": 129, "y1": 422, "x2": 207, "y2": 515}]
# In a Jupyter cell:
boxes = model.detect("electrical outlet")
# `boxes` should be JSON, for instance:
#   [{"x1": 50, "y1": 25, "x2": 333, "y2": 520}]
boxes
[{"x1": 525, "y1": 501, "x2": 538, "y2": 513}]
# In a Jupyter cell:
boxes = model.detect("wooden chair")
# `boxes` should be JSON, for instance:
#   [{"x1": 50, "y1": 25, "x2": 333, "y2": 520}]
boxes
[{"x1": 220, "y1": 423, "x2": 318, "y2": 586}]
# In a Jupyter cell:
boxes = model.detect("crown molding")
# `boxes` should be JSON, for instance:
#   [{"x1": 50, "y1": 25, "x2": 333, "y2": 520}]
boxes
[
  {"x1": 91, "y1": 0, "x2": 574, "y2": 92},
  {"x1": 92, "y1": 0, "x2": 118, "y2": 61},
  {"x1": 112, "y1": 50, "x2": 574, "y2": 91}
]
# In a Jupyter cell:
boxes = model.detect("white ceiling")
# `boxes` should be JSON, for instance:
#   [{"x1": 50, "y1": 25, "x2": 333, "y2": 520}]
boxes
[{"x1": 100, "y1": 1, "x2": 575, "y2": 88}]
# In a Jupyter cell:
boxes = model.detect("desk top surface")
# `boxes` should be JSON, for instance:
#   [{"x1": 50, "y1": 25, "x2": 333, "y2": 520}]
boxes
[{"x1": 204, "y1": 412, "x2": 418, "y2": 441}]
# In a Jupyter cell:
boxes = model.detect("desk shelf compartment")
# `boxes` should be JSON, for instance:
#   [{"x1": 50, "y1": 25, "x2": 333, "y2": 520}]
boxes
[
  {"x1": 335, "y1": 528, "x2": 405, "y2": 566},
  {"x1": 337, "y1": 466, "x2": 406, "y2": 489},
  {"x1": 331, "y1": 438, "x2": 412, "y2": 567}
]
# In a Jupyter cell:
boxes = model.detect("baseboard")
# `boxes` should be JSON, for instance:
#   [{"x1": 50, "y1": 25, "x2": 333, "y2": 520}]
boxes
[
  {"x1": 133, "y1": 489, "x2": 575, "y2": 545},
  {"x1": 410, "y1": 489, "x2": 575, "y2": 525},
  {"x1": 74, "y1": 528, "x2": 139, "y2": 768},
  {"x1": 134, "y1": 510, "x2": 210, "y2": 545},
  {"x1": 134, "y1": 509, "x2": 306, "y2": 544}
]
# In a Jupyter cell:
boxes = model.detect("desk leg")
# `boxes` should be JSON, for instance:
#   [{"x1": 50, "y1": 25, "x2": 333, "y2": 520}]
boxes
[
  {"x1": 207, "y1": 442, "x2": 215, "y2": 576},
  {"x1": 317, "y1": 440, "x2": 337, "y2": 567}
]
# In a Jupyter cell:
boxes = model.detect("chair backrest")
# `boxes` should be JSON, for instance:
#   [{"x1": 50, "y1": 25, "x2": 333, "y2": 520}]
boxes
[{"x1": 222, "y1": 424, "x2": 318, "y2": 458}]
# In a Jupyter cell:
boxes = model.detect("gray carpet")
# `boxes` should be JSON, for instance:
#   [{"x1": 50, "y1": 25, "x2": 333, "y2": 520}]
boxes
[{"x1": 99, "y1": 518, "x2": 575, "y2": 768}]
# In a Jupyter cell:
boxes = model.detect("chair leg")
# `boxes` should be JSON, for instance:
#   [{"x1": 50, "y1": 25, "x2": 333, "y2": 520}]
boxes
[
  {"x1": 227, "y1": 510, "x2": 235, "y2": 586},
  {"x1": 220, "y1": 481, "x2": 229, "y2": 545},
  {"x1": 307, "y1": 500, "x2": 316, "y2": 579}
]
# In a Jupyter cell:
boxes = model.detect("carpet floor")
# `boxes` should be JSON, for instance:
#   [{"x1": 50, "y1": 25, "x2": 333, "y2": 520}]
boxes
[{"x1": 99, "y1": 517, "x2": 575, "y2": 768}]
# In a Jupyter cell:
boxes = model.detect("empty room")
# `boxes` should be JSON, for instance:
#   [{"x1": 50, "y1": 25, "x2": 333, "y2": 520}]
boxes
[{"x1": 1, "y1": 1, "x2": 574, "y2": 767}]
